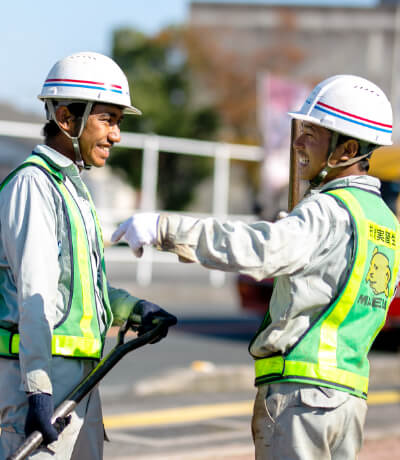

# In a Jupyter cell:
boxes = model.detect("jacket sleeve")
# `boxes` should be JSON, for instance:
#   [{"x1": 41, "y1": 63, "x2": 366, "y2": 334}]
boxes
[
  {"x1": 157, "y1": 195, "x2": 339, "y2": 281},
  {"x1": 0, "y1": 173, "x2": 60, "y2": 394}
]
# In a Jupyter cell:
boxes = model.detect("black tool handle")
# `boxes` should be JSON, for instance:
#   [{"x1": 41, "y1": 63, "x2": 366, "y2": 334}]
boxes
[{"x1": 8, "y1": 320, "x2": 168, "y2": 460}]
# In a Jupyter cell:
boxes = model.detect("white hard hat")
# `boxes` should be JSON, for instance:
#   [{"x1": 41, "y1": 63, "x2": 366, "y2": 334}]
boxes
[
  {"x1": 38, "y1": 51, "x2": 141, "y2": 115},
  {"x1": 289, "y1": 75, "x2": 392, "y2": 146}
]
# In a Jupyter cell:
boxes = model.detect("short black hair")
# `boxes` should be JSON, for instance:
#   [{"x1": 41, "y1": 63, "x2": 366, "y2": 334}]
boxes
[
  {"x1": 42, "y1": 102, "x2": 89, "y2": 141},
  {"x1": 335, "y1": 134, "x2": 379, "y2": 172}
]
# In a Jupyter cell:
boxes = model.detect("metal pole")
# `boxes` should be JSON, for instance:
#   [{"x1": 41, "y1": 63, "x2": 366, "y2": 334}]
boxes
[
  {"x1": 137, "y1": 136, "x2": 159, "y2": 286},
  {"x1": 288, "y1": 119, "x2": 300, "y2": 211},
  {"x1": 210, "y1": 144, "x2": 230, "y2": 287}
]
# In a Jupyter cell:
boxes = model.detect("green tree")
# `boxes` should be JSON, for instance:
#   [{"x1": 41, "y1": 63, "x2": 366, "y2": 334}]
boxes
[{"x1": 108, "y1": 27, "x2": 219, "y2": 210}]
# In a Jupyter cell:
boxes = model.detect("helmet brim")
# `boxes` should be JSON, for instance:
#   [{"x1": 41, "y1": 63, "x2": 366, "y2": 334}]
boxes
[
  {"x1": 39, "y1": 95, "x2": 142, "y2": 116},
  {"x1": 123, "y1": 105, "x2": 142, "y2": 116},
  {"x1": 288, "y1": 111, "x2": 317, "y2": 123}
]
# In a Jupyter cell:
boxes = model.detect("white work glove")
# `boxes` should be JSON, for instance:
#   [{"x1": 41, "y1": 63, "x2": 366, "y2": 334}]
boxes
[{"x1": 111, "y1": 213, "x2": 160, "y2": 257}]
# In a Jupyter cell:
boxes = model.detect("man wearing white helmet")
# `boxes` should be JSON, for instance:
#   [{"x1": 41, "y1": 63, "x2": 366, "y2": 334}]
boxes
[
  {"x1": 0, "y1": 52, "x2": 177, "y2": 459},
  {"x1": 112, "y1": 74, "x2": 400, "y2": 459}
]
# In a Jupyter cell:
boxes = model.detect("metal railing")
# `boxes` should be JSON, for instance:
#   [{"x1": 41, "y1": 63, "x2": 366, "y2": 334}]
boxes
[{"x1": 0, "y1": 120, "x2": 264, "y2": 286}]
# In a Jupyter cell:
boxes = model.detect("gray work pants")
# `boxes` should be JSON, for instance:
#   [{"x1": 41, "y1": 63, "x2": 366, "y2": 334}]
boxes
[
  {"x1": 251, "y1": 382, "x2": 368, "y2": 460},
  {"x1": 0, "y1": 358, "x2": 104, "y2": 460}
]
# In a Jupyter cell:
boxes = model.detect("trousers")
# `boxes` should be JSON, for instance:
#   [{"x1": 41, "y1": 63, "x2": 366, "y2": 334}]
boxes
[
  {"x1": 0, "y1": 358, "x2": 104, "y2": 460},
  {"x1": 251, "y1": 382, "x2": 368, "y2": 460}
]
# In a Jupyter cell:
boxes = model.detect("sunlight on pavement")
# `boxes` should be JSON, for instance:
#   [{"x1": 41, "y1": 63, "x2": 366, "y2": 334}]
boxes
[{"x1": 104, "y1": 389, "x2": 400, "y2": 430}]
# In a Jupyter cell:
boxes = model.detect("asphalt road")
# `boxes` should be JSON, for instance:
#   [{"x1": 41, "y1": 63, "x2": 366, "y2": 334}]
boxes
[{"x1": 100, "y1": 247, "x2": 400, "y2": 460}]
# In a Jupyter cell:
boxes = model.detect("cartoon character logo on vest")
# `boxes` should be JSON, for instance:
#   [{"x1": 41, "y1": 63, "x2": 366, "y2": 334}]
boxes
[{"x1": 366, "y1": 248, "x2": 391, "y2": 297}]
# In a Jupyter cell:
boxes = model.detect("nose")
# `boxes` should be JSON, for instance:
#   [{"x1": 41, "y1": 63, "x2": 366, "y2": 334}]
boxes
[
  {"x1": 109, "y1": 124, "x2": 121, "y2": 143},
  {"x1": 293, "y1": 133, "x2": 305, "y2": 149}
]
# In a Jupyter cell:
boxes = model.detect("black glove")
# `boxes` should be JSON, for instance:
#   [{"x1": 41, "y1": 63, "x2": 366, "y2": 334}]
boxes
[
  {"x1": 25, "y1": 393, "x2": 70, "y2": 446},
  {"x1": 131, "y1": 300, "x2": 177, "y2": 342}
]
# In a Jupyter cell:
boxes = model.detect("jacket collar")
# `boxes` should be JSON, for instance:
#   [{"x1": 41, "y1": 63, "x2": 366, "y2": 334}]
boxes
[
  {"x1": 33, "y1": 144, "x2": 80, "y2": 176},
  {"x1": 314, "y1": 175, "x2": 381, "y2": 195}
]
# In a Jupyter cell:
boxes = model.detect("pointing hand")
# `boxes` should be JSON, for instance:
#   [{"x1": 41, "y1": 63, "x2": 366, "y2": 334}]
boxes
[{"x1": 111, "y1": 213, "x2": 159, "y2": 257}]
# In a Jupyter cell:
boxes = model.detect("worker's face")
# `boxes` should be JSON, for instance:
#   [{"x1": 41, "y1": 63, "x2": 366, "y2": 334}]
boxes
[
  {"x1": 79, "y1": 104, "x2": 123, "y2": 168},
  {"x1": 293, "y1": 121, "x2": 331, "y2": 181}
]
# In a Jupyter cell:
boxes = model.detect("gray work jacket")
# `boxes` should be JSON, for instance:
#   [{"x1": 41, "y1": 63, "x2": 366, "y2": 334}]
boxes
[
  {"x1": 0, "y1": 145, "x2": 138, "y2": 394},
  {"x1": 157, "y1": 175, "x2": 398, "y2": 358}
]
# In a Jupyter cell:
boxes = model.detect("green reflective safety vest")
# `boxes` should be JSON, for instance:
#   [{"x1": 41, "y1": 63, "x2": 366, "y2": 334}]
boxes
[
  {"x1": 0, "y1": 154, "x2": 113, "y2": 359},
  {"x1": 253, "y1": 187, "x2": 400, "y2": 398}
]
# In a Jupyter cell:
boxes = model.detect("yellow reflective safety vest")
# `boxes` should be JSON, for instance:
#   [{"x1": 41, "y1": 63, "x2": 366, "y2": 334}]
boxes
[
  {"x1": 0, "y1": 154, "x2": 113, "y2": 359},
  {"x1": 253, "y1": 187, "x2": 400, "y2": 398}
]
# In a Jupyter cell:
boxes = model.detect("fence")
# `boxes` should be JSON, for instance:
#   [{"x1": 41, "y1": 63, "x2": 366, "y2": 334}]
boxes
[{"x1": 0, "y1": 120, "x2": 264, "y2": 286}]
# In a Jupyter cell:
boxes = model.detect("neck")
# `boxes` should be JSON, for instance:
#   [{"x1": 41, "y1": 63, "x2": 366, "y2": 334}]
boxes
[
  {"x1": 322, "y1": 164, "x2": 366, "y2": 185},
  {"x1": 46, "y1": 135, "x2": 76, "y2": 164}
]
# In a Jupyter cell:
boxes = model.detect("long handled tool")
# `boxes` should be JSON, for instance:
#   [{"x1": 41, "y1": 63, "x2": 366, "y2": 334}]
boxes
[
  {"x1": 8, "y1": 319, "x2": 170, "y2": 460},
  {"x1": 288, "y1": 119, "x2": 300, "y2": 212}
]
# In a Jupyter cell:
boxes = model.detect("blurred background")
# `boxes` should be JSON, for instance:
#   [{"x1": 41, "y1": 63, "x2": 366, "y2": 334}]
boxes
[
  {"x1": 2, "y1": 1, "x2": 400, "y2": 459},
  {"x1": 3, "y1": 0, "x2": 400, "y2": 227}
]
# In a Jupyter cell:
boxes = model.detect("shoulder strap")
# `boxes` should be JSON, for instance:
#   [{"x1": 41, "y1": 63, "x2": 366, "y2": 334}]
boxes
[{"x1": 0, "y1": 153, "x2": 65, "y2": 193}]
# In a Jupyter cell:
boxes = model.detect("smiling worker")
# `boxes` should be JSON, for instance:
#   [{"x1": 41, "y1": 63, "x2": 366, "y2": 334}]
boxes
[
  {"x1": 112, "y1": 75, "x2": 400, "y2": 459},
  {"x1": 0, "y1": 52, "x2": 177, "y2": 459}
]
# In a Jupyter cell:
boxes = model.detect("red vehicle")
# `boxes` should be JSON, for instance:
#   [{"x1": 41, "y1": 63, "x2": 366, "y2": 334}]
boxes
[
  {"x1": 237, "y1": 275, "x2": 273, "y2": 317},
  {"x1": 237, "y1": 274, "x2": 400, "y2": 332}
]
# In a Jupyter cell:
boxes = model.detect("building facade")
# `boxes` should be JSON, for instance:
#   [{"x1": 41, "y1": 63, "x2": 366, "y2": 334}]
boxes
[{"x1": 189, "y1": 1, "x2": 400, "y2": 141}]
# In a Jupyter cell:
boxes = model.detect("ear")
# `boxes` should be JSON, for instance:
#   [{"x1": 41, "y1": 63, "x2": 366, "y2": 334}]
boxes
[
  {"x1": 330, "y1": 139, "x2": 359, "y2": 165},
  {"x1": 54, "y1": 106, "x2": 76, "y2": 134}
]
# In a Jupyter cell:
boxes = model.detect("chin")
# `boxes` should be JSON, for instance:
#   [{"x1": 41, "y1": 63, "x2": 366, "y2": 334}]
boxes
[
  {"x1": 93, "y1": 158, "x2": 107, "y2": 168},
  {"x1": 299, "y1": 173, "x2": 309, "y2": 181}
]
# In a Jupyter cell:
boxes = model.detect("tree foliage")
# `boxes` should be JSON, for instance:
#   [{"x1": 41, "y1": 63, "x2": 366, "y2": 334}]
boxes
[
  {"x1": 185, "y1": 26, "x2": 306, "y2": 145},
  {"x1": 183, "y1": 24, "x2": 306, "y2": 197},
  {"x1": 108, "y1": 27, "x2": 219, "y2": 210}
]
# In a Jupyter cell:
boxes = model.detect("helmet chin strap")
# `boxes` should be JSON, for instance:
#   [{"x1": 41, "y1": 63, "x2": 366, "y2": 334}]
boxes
[
  {"x1": 46, "y1": 100, "x2": 93, "y2": 170},
  {"x1": 308, "y1": 132, "x2": 372, "y2": 190}
]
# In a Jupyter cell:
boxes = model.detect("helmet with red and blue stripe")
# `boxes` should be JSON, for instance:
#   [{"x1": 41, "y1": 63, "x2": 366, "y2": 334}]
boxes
[
  {"x1": 38, "y1": 51, "x2": 141, "y2": 115},
  {"x1": 289, "y1": 75, "x2": 392, "y2": 146}
]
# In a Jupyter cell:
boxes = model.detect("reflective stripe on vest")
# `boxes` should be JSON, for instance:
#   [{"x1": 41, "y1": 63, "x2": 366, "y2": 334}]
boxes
[
  {"x1": 0, "y1": 154, "x2": 113, "y2": 359},
  {"x1": 254, "y1": 187, "x2": 400, "y2": 398},
  {"x1": 0, "y1": 328, "x2": 101, "y2": 357},
  {"x1": 254, "y1": 355, "x2": 369, "y2": 395}
]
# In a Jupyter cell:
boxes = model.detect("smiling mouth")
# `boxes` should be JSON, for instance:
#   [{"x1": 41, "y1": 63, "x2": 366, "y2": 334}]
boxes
[
  {"x1": 97, "y1": 146, "x2": 110, "y2": 156},
  {"x1": 298, "y1": 153, "x2": 309, "y2": 166}
]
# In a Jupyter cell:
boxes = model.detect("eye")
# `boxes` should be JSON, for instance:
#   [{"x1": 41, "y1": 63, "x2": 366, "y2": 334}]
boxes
[{"x1": 98, "y1": 115, "x2": 111, "y2": 124}]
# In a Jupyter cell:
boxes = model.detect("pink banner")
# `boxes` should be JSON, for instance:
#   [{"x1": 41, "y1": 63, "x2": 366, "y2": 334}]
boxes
[{"x1": 257, "y1": 74, "x2": 310, "y2": 218}]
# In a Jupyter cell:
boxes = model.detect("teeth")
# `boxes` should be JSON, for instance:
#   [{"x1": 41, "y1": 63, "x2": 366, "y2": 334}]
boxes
[{"x1": 298, "y1": 155, "x2": 309, "y2": 166}]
